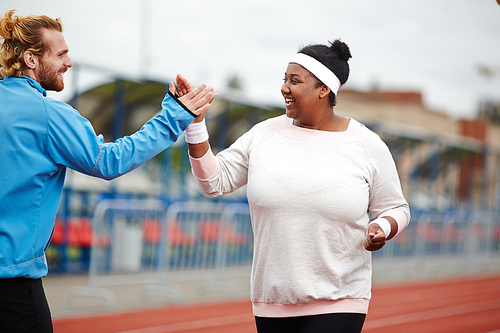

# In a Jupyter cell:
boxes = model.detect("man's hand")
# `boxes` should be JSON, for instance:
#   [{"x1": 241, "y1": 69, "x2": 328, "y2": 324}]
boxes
[
  {"x1": 364, "y1": 223, "x2": 386, "y2": 251},
  {"x1": 168, "y1": 79, "x2": 214, "y2": 118},
  {"x1": 170, "y1": 74, "x2": 216, "y2": 122}
]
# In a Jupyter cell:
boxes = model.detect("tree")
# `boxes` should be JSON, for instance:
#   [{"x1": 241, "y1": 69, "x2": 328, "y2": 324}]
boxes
[
  {"x1": 478, "y1": 99, "x2": 500, "y2": 125},
  {"x1": 226, "y1": 74, "x2": 243, "y2": 91}
]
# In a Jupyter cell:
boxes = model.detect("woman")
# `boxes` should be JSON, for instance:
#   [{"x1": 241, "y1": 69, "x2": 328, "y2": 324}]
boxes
[{"x1": 181, "y1": 39, "x2": 410, "y2": 333}]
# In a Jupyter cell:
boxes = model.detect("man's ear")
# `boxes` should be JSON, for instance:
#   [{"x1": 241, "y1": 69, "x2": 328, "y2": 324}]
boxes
[{"x1": 23, "y1": 51, "x2": 38, "y2": 70}]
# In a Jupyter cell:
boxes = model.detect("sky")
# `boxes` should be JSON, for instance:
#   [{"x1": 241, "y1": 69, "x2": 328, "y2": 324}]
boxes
[{"x1": 2, "y1": 0, "x2": 500, "y2": 119}]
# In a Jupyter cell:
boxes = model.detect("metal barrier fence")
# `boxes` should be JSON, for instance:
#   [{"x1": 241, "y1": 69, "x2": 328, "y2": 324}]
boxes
[
  {"x1": 373, "y1": 208, "x2": 500, "y2": 260},
  {"x1": 65, "y1": 199, "x2": 254, "y2": 309},
  {"x1": 65, "y1": 199, "x2": 500, "y2": 309},
  {"x1": 65, "y1": 199, "x2": 171, "y2": 307}
]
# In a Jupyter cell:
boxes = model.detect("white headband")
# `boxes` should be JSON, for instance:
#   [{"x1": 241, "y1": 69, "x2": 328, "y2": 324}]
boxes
[{"x1": 289, "y1": 53, "x2": 341, "y2": 95}]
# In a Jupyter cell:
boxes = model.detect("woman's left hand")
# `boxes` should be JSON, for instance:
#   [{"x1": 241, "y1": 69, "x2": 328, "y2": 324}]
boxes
[{"x1": 364, "y1": 223, "x2": 386, "y2": 251}]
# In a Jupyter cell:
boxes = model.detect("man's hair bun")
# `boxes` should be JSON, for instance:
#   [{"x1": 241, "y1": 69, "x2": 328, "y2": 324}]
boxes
[{"x1": 0, "y1": 10, "x2": 17, "y2": 41}]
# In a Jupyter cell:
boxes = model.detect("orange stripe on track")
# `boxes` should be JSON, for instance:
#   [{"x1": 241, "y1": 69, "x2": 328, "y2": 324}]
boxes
[
  {"x1": 53, "y1": 274, "x2": 500, "y2": 333},
  {"x1": 115, "y1": 313, "x2": 254, "y2": 333},
  {"x1": 364, "y1": 275, "x2": 500, "y2": 333},
  {"x1": 53, "y1": 300, "x2": 255, "y2": 333}
]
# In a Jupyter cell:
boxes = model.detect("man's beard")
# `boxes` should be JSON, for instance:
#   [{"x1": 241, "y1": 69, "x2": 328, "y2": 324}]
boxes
[{"x1": 38, "y1": 60, "x2": 64, "y2": 92}]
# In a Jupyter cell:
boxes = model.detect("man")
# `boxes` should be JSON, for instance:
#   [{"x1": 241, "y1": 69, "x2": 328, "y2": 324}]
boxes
[{"x1": 0, "y1": 10, "x2": 214, "y2": 332}]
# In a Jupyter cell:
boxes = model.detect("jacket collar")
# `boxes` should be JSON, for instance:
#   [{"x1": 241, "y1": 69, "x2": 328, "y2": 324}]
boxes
[
  {"x1": 3, "y1": 75, "x2": 47, "y2": 97},
  {"x1": 23, "y1": 75, "x2": 47, "y2": 97}
]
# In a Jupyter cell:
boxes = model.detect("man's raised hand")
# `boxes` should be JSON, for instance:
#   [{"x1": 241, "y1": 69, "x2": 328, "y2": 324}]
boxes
[{"x1": 169, "y1": 74, "x2": 216, "y2": 122}]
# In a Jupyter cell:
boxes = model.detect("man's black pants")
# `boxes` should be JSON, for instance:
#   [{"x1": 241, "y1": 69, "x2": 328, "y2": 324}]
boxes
[{"x1": 0, "y1": 278, "x2": 53, "y2": 332}]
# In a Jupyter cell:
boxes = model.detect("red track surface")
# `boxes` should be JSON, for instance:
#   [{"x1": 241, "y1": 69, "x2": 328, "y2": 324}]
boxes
[{"x1": 53, "y1": 274, "x2": 500, "y2": 333}]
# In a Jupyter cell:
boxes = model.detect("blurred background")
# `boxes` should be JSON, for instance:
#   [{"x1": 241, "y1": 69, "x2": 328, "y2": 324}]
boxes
[{"x1": 2, "y1": 0, "x2": 500, "y2": 320}]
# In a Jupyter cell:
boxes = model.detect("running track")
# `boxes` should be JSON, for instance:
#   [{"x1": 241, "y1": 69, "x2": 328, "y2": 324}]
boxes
[{"x1": 53, "y1": 274, "x2": 500, "y2": 333}]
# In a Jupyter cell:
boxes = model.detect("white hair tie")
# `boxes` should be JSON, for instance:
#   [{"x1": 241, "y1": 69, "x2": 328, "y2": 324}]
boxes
[{"x1": 289, "y1": 53, "x2": 341, "y2": 95}]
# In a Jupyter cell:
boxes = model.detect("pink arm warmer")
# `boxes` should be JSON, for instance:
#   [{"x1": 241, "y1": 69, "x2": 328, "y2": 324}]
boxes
[
  {"x1": 377, "y1": 208, "x2": 410, "y2": 236},
  {"x1": 189, "y1": 147, "x2": 219, "y2": 180}
]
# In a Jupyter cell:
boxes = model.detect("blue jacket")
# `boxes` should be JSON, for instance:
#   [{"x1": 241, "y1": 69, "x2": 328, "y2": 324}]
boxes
[{"x1": 0, "y1": 76, "x2": 195, "y2": 278}]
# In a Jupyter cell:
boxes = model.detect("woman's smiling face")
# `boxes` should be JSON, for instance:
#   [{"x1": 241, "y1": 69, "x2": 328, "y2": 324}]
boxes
[{"x1": 281, "y1": 63, "x2": 323, "y2": 124}]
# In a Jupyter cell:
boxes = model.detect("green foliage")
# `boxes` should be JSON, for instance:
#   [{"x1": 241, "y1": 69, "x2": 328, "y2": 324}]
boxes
[
  {"x1": 478, "y1": 99, "x2": 500, "y2": 125},
  {"x1": 226, "y1": 74, "x2": 243, "y2": 90}
]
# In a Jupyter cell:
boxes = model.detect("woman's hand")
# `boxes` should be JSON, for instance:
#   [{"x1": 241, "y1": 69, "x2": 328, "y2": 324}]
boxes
[
  {"x1": 365, "y1": 216, "x2": 398, "y2": 251},
  {"x1": 175, "y1": 74, "x2": 191, "y2": 97},
  {"x1": 364, "y1": 223, "x2": 387, "y2": 251}
]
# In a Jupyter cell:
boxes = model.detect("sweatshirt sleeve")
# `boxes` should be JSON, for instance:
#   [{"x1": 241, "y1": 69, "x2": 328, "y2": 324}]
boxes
[
  {"x1": 46, "y1": 91, "x2": 195, "y2": 180},
  {"x1": 364, "y1": 134, "x2": 411, "y2": 236},
  {"x1": 189, "y1": 128, "x2": 255, "y2": 197}
]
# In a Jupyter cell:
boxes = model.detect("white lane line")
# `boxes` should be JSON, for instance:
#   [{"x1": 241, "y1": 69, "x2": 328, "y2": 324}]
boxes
[
  {"x1": 373, "y1": 283, "x2": 500, "y2": 306},
  {"x1": 116, "y1": 313, "x2": 255, "y2": 333},
  {"x1": 364, "y1": 298, "x2": 500, "y2": 329}
]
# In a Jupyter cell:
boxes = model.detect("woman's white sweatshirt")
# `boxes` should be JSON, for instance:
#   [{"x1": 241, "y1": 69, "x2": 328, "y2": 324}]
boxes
[{"x1": 189, "y1": 115, "x2": 410, "y2": 317}]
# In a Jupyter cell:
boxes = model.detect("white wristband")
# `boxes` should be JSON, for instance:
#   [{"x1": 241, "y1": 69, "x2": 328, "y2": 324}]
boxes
[
  {"x1": 185, "y1": 118, "x2": 209, "y2": 144},
  {"x1": 369, "y1": 218, "x2": 392, "y2": 239}
]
